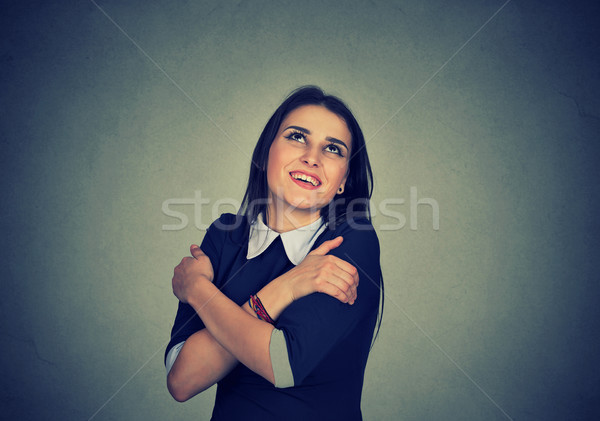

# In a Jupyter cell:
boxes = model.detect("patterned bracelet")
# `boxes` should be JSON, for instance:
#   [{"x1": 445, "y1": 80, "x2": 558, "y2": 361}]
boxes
[{"x1": 249, "y1": 294, "x2": 275, "y2": 325}]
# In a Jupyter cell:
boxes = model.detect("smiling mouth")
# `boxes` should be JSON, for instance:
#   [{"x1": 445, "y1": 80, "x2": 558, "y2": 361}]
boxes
[{"x1": 289, "y1": 171, "x2": 322, "y2": 187}]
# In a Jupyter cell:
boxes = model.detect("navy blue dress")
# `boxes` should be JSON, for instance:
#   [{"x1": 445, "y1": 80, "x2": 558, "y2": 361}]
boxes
[{"x1": 166, "y1": 213, "x2": 382, "y2": 420}]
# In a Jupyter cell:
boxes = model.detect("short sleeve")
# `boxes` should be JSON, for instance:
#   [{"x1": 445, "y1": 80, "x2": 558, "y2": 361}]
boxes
[
  {"x1": 164, "y1": 213, "x2": 234, "y2": 364},
  {"x1": 275, "y1": 219, "x2": 382, "y2": 385}
]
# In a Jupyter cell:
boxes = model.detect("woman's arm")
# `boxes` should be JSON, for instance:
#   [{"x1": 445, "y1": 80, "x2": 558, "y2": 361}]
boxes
[
  {"x1": 166, "y1": 297, "x2": 271, "y2": 401},
  {"x1": 183, "y1": 279, "x2": 277, "y2": 383},
  {"x1": 166, "y1": 242, "x2": 257, "y2": 401},
  {"x1": 167, "y1": 329, "x2": 236, "y2": 401},
  {"x1": 171, "y1": 237, "x2": 359, "y2": 385}
]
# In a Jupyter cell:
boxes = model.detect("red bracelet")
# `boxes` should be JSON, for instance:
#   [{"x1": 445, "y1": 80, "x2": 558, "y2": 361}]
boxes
[{"x1": 249, "y1": 294, "x2": 275, "y2": 325}]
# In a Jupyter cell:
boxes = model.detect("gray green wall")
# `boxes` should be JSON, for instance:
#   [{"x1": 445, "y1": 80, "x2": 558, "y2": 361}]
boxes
[{"x1": 2, "y1": 1, "x2": 599, "y2": 420}]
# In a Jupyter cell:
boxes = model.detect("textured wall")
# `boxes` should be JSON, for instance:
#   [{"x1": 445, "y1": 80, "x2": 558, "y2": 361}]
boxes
[{"x1": 1, "y1": 0, "x2": 599, "y2": 420}]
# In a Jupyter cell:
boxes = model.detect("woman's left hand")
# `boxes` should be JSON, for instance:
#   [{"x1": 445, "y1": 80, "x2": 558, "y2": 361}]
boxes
[{"x1": 172, "y1": 245, "x2": 214, "y2": 303}]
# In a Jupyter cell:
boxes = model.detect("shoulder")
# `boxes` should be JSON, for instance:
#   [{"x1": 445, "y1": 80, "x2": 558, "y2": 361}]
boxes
[
  {"x1": 320, "y1": 217, "x2": 379, "y2": 250},
  {"x1": 324, "y1": 217, "x2": 382, "y2": 299},
  {"x1": 313, "y1": 217, "x2": 381, "y2": 273},
  {"x1": 211, "y1": 212, "x2": 241, "y2": 227},
  {"x1": 205, "y1": 213, "x2": 248, "y2": 243}
]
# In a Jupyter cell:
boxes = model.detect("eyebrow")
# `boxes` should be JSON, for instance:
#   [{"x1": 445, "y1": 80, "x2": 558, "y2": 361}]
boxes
[{"x1": 283, "y1": 125, "x2": 350, "y2": 152}]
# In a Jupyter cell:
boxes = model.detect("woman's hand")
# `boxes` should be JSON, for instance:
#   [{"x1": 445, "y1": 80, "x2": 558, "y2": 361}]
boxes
[
  {"x1": 172, "y1": 245, "x2": 214, "y2": 303},
  {"x1": 281, "y1": 236, "x2": 359, "y2": 305},
  {"x1": 250, "y1": 236, "x2": 359, "y2": 322},
  {"x1": 189, "y1": 245, "x2": 214, "y2": 281}
]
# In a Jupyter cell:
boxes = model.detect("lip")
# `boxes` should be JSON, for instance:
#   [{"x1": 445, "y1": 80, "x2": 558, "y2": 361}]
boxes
[{"x1": 289, "y1": 170, "x2": 322, "y2": 190}]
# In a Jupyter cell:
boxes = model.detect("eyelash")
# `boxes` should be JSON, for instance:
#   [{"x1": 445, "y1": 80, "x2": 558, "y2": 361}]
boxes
[
  {"x1": 285, "y1": 130, "x2": 307, "y2": 143},
  {"x1": 325, "y1": 143, "x2": 343, "y2": 156},
  {"x1": 284, "y1": 130, "x2": 344, "y2": 157}
]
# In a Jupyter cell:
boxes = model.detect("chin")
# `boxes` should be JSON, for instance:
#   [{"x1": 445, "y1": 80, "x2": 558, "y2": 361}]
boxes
[
  {"x1": 282, "y1": 196, "x2": 317, "y2": 210},
  {"x1": 289, "y1": 201, "x2": 318, "y2": 210}
]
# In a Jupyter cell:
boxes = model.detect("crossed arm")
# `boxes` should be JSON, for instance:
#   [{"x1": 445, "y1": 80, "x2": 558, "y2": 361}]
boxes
[{"x1": 167, "y1": 236, "x2": 359, "y2": 402}]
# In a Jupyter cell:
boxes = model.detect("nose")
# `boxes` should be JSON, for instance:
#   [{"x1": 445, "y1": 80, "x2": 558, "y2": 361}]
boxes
[{"x1": 301, "y1": 147, "x2": 320, "y2": 168}]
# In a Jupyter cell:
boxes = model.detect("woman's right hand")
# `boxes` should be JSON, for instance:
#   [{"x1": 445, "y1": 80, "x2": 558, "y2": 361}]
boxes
[
  {"x1": 280, "y1": 236, "x2": 359, "y2": 305},
  {"x1": 248, "y1": 236, "x2": 359, "y2": 323}
]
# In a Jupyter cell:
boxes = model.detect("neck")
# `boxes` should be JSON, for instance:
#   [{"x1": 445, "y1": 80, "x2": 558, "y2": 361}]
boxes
[{"x1": 265, "y1": 202, "x2": 321, "y2": 233}]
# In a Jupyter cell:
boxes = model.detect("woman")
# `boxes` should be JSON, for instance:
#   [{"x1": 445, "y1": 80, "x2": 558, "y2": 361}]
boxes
[{"x1": 166, "y1": 86, "x2": 383, "y2": 420}]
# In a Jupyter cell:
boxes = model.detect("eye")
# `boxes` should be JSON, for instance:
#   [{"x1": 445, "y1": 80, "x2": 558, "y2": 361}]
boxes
[
  {"x1": 325, "y1": 143, "x2": 344, "y2": 157},
  {"x1": 285, "y1": 130, "x2": 307, "y2": 143}
]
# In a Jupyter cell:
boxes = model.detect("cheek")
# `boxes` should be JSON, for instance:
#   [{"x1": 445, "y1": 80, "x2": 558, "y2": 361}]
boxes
[
  {"x1": 267, "y1": 143, "x2": 297, "y2": 175},
  {"x1": 327, "y1": 162, "x2": 348, "y2": 185},
  {"x1": 266, "y1": 145, "x2": 285, "y2": 185}
]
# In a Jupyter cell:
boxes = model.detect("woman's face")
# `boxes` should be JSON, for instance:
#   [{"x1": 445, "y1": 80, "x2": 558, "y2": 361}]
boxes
[{"x1": 266, "y1": 104, "x2": 352, "y2": 226}]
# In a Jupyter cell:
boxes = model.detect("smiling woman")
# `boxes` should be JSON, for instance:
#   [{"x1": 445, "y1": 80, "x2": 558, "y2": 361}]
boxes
[
  {"x1": 166, "y1": 86, "x2": 384, "y2": 420},
  {"x1": 266, "y1": 104, "x2": 352, "y2": 230}
]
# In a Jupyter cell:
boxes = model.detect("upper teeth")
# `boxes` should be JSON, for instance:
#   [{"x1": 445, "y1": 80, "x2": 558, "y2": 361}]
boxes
[{"x1": 291, "y1": 173, "x2": 319, "y2": 186}]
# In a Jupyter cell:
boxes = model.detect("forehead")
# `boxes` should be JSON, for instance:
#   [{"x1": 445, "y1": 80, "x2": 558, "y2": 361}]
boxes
[{"x1": 280, "y1": 105, "x2": 352, "y2": 146}]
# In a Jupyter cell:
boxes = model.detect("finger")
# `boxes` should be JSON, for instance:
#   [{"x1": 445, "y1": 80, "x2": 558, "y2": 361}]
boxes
[
  {"x1": 316, "y1": 281, "x2": 353, "y2": 304},
  {"x1": 313, "y1": 264, "x2": 357, "y2": 303},
  {"x1": 326, "y1": 270, "x2": 358, "y2": 304},
  {"x1": 309, "y1": 236, "x2": 343, "y2": 256},
  {"x1": 320, "y1": 273, "x2": 357, "y2": 305},
  {"x1": 327, "y1": 255, "x2": 359, "y2": 285},
  {"x1": 190, "y1": 244, "x2": 205, "y2": 259}
]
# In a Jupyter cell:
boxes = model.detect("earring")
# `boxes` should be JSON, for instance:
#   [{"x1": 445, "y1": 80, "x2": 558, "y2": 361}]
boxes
[{"x1": 338, "y1": 186, "x2": 344, "y2": 194}]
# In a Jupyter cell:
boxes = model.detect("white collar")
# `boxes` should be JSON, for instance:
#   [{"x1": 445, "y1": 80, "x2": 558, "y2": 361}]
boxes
[{"x1": 246, "y1": 214, "x2": 328, "y2": 265}]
